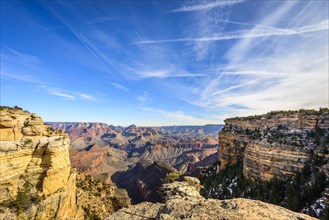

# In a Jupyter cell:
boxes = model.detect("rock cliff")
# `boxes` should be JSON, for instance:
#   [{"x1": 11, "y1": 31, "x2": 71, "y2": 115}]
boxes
[
  {"x1": 0, "y1": 107, "x2": 131, "y2": 219},
  {"x1": 218, "y1": 109, "x2": 329, "y2": 181},
  {"x1": 107, "y1": 176, "x2": 315, "y2": 220},
  {"x1": 0, "y1": 106, "x2": 83, "y2": 219}
]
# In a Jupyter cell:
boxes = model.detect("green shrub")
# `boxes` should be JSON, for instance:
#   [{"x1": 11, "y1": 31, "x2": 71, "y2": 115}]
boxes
[
  {"x1": 201, "y1": 160, "x2": 328, "y2": 218},
  {"x1": 13, "y1": 181, "x2": 32, "y2": 213},
  {"x1": 165, "y1": 172, "x2": 180, "y2": 183}
]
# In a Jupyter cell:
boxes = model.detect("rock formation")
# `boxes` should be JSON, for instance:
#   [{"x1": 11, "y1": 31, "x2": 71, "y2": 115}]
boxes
[
  {"x1": 218, "y1": 109, "x2": 329, "y2": 180},
  {"x1": 0, "y1": 106, "x2": 83, "y2": 219},
  {"x1": 48, "y1": 122, "x2": 221, "y2": 191},
  {"x1": 112, "y1": 158, "x2": 177, "y2": 204},
  {"x1": 0, "y1": 106, "x2": 131, "y2": 219},
  {"x1": 107, "y1": 176, "x2": 315, "y2": 220},
  {"x1": 75, "y1": 174, "x2": 130, "y2": 219},
  {"x1": 70, "y1": 144, "x2": 130, "y2": 183},
  {"x1": 48, "y1": 122, "x2": 119, "y2": 150}
]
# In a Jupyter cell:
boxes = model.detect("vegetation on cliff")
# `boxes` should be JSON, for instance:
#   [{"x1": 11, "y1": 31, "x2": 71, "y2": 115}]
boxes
[
  {"x1": 0, "y1": 106, "x2": 82, "y2": 219},
  {"x1": 227, "y1": 108, "x2": 329, "y2": 121},
  {"x1": 201, "y1": 158, "x2": 329, "y2": 219},
  {"x1": 76, "y1": 174, "x2": 130, "y2": 219},
  {"x1": 217, "y1": 107, "x2": 329, "y2": 219},
  {"x1": 0, "y1": 181, "x2": 42, "y2": 215},
  {"x1": 108, "y1": 176, "x2": 315, "y2": 220}
]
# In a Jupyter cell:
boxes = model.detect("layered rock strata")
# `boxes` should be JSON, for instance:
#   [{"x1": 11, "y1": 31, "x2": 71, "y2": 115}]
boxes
[
  {"x1": 107, "y1": 176, "x2": 315, "y2": 220},
  {"x1": 0, "y1": 106, "x2": 83, "y2": 219},
  {"x1": 218, "y1": 109, "x2": 329, "y2": 180}
]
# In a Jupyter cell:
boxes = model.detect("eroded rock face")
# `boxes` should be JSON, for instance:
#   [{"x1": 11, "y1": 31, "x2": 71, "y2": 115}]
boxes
[
  {"x1": 107, "y1": 177, "x2": 315, "y2": 220},
  {"x1": 49, "y1": 122, "x2": 221, "y2": 175},
  {"x1": 218, "y1": 110, "x2": 329, "y2": 180},
  {"x1": 75, "y1": 174, "x2": 131, "y2": 219},
  {"x1": 70, "y1": 144, "x2": 130, "y2": 184},
  {"x1": 113, "y1": 158, "x2": 177, "y2": 204},
  {"x1": 0, "y1": 106, "x2": 82, "y2": 219}
]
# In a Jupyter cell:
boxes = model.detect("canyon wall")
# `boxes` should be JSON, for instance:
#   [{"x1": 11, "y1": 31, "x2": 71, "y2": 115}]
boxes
[
  {"x1": 0, "y1": 106, "x2": 82, "y2": 219},
  {"x1": 218, "y1": 109, "x2": 329, "y2": 180}
]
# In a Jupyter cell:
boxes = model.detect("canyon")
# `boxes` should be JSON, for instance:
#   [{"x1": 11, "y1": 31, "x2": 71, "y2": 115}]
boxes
[
  {"x1": 48, "y1": 122, "x2": 222, "y2": 202},
  {"x1": 1, "y1": 106, "x2": 327, "y2": 219}
]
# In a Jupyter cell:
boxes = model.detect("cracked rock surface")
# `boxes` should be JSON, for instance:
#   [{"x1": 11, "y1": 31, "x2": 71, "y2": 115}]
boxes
[{"x1": 107, "y1": 176, "x2": 315, "y2": 220}]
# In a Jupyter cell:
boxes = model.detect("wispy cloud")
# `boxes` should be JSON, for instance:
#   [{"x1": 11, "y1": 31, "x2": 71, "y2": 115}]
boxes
[
  {"x1": 43, "y1": 87, "x2": 97, "y2": 101},
  {"x1": 3, "y1": 0, "x2": 326, "y2": 124},
  {"x1": 66, "y1": 26, "x2": 113, "y2": 74},
  {"x1": 78, "y1": 93, "x2": 96, "y2": 101},
  {"x1": 110, "y1": 82, "x2": 129, "y2": 92},
  {"x1": 136, "y1": 91, "x2": 152, "y2": 105},
  {"x1": 46, "y1": 88, "x2": 76, "y2": 100},
  {"x1": 135, "y1": 69, "x2": 204, "y2": 79},
  {"x1": 0, "y1": 44, "x2": 49, "y2": 77},
  {"x1": 211, "y1": 81, "x2": 257, "y2": 96},
  {"x1": 41, "y1": 2, "x2": 121, "y2": 76},
  {"x1": 1, "y1": 43, "x2": 40, "y2": 64},
  {"x1": 140, "y1": 107, "x2": 215, "y2": 125},
  {"x1": 155, "y1": 0, "x2": 329, "y2": 120},
  {"x1": 1, "y1": 72, "x2": 47, "y2": 85},
  {"x1": 136, "y1": 20, "x2": 329, "y2": 44},
  {"x1": 170, "y1": 0, "x2": 245, "y2": 13},
  {"x1": 137, "y1": 70, "x2": 172, "y2": 78}
]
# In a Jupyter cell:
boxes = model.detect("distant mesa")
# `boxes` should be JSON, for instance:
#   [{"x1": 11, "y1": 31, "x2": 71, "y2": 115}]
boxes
[{"x1": 47, "y1": 121, "x2": 223, "y2": 200}]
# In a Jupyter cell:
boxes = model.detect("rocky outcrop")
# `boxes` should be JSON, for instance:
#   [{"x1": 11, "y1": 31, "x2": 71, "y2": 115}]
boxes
[
  {"x1": 75, "y1": 174, "x2": 130, "y2": 219},
  {"x1": 0, "y1": 106, "x2": 83, "y2": 219},
  {"x1": 218, "y1": 109, "x2": 329, "y2": 180},
  {"x1": 107, "y1": 177, "x2": 315, "y2": 220}
]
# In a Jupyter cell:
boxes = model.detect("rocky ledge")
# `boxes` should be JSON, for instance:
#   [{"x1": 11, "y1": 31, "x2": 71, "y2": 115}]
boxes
[
  {"x1": 107, "y1": 176, "x2": 315, "y2": 220},
  {"x1": 218, "y1": 109, "x2": 329, "y2": 180}
]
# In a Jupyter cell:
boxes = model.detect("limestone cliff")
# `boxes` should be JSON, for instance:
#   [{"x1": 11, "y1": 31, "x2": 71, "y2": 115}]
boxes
[
  {"x1": 0, "y1": 106, "x2": 83, "y2": 219},
  {"x1": 107, "y1": 176, "x2": 315, "y2": 220},
  {"x1": 218, "y1": 109, "x2": 329, "y2": 180}
]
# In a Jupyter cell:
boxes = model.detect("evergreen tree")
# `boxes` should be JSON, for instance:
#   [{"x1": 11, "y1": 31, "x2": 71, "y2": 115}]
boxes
[{"x1": 322, "y1": 205, "x2": 329, "y2": 220}]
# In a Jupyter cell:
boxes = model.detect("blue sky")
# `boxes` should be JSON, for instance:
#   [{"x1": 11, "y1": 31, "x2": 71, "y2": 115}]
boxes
[{"x1": 1, "y1": 0, "x2": 328, "y2": 126}]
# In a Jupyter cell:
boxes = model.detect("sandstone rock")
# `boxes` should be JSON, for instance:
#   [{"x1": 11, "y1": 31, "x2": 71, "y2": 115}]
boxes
[
  {"x1": 159, "y1": 177, "x2": 203, "y2": 201},
  {"x1": 75, "y1": 174, "x2": 131, "y2": 219},
  {"x1": 107, "y1": 177, "x2": 315, "y2": 220},
  {"x1": 218, "y1": 110, "x2": 329, "y2": 180},
  {"x1": 0, "y1": 106, "x2": 82, "y2": 219}
]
